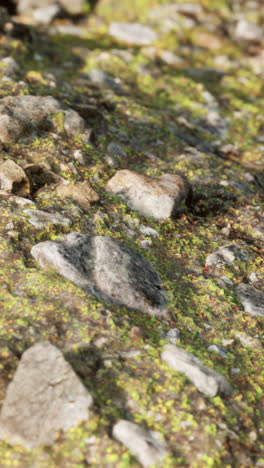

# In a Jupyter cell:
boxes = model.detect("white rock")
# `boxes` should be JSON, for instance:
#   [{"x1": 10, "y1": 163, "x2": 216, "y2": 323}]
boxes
[
  {"x1": 109, "y1": 23, "x2": 158, "y2": 46},
  {"x1": 236, "y1": 284, "x2": 264, "y2": 317},
  {"x1": 23, "y1": 209, "x2": 72, "y2": 229}
]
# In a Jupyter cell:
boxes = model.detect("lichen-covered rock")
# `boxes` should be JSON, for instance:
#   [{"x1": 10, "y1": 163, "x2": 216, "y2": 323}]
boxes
[
  {"x1": 0, "y1": 95, "x2": 85, "y2": 145},
  {"x1": 106, "y1": 170, "x2": 190, "y2": 220},
  {"x1": 109, "y1": 23, "x2": 158, "y2": 45},
  {"x1": 0, "y1": 341, "x2": 93, "y2": 448},
  {"x1": 0, "y1": 160, "x2": 30, "y2": 197},
  {"x1": 161, "y1": 344, "x2": 232, "y2": 397},
  {"x1": 236, "y1": 284, "x2": 264, "y2": 317},
  {"x1": 113, "y1": 420, "x2": 168, "y2": 467},
  {"x1": 31, "y1": 233, "x2": 168, "y2": 316},
  {"x1": 56, "y1": 181, "x2": 99, "y2": 212}
]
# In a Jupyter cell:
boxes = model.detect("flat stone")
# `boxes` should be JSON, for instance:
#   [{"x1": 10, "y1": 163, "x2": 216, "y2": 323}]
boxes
[
  {"x1": 235, "y1": 19, "x2": 263, "y2": 42},
  {"x1": 105, "y1": 170, "x2": 190, "y2": 220},
  {"x1": 161, "y1": 344, "x2": 232, "y2": 397},
  {"x1": 56, "y1": 181, "x2": 99, "y2": 212},
  {"x1": 23, "y1": 209, "x2": 72, "y2": 229},
  {"x1": 31, "y1": 233, "x2": 167, "y2": 316},
  {"x1": 33, "y1": 5, "x2": 60, "y2": 24},
  {"x1": 113, "y1": 420, "x2": 168, "y2": 467},
  {"x1": 206, "y1": 244, "x2": 248, "y2": 268},
  {"x1": 109, "y1": 23, "x2": 158, "y2": 46},
  {"x1": 0, "y1": 341, "x2": 93, "y2": 448},
  {"x1": 236, "y1": 284, "x2": 264, "y2": 317},
  {"x1": 0, "y1": 160, "x2": 30, "y2": 197},
  {"x1": 17, "y1": 0, "x2": 85, "y2": 15}
]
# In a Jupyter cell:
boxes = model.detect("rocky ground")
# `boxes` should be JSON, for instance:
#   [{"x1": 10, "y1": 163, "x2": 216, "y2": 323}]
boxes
[{"x1": 0, "y1": 0, "x2": 263, "y2": 467}]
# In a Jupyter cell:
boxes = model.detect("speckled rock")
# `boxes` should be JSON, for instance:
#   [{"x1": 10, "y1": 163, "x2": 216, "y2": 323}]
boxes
[
  {"x1": 112, "y1": 420, "x2": 168, "y2": 467},
  {"x1": 161, "y1": 344, "x2": 232, "y2": 397},
  {"x1": 206, "y1": 244, "x2": 248, "y2": 268},
  {"x1": 56, "y1": 181, "x2": 99, "y2": 212},
  {"x1": 23, "y1": 209, "x2": 72, "y2": 229},
  {"x1": 0, "y1": 341, "x2": 93, "y2": 448},
  {"x1": 109, "y1": 23, "x2": 158, "y2": 46},
  {"x1": 105, "y1": 170, "x2": 190, "y2": 220},
  {"x1": 0, "y1": 95, "x2": 85, "y2": 145},
  {"x1": 0, "y1": 160, "x2": 30, "y2": 197},
  {"x1": 236, "y1": 284, "x2": 264, "y2": 317},
  {"x1": 31, "y1": 233, "x2": 168, "y2": 316}
]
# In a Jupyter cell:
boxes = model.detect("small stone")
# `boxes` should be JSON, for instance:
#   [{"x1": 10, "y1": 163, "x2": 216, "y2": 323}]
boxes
[
  {"x1": 56, "y1": 181, "x2": 99, "y2": 212},
  {"x1": 106, "y1": 170, "x2": 191, "y2": 220},
  {"x1": 0, "y1": 341, "x2": 93, "y2": 448},
  {"x1": 236, "y1": 284, "x2": 264, "y2": 317},
  {"x1": 139, "y1": 225, "x2": 160, "y2": 238},
  {"x1": 109, "y1": 23, "x2": 158, "y2": 46},
  {"x1": 234, "y1": 331, "x2": 262, "y2": 349},
  {"x1": 159, "y1": 50, "x2": 182, "y2": 65},
  {"x1": 31, "y1": 233, "x2": 168, "y2": 316},
  {"x1": 73, "y1": 150, "x2": 85, "y2": 165},
  {"x1": 33, "y1": 5, "x2": 60, "y2": 24},
  {"x1": 140, "y1": 239, "x2": 153, "y2": 249},
  {"x1": 63, "y1": 109, "x2": 85, "y2": 137},
  {"x1": 206, "y1": 244, "x2": 248, "y2": 268},
  {"x1": 165, "y1": 328, "x2": 181, "y2": 344},
  {"x1": 0, "y1": 160, "x2": 30, "y2": 197},
  {"x1": 107, "y1": 142, "x2": 127, "y2": 159},
  {"x1": 208, "y1": 344, "x2": 229, "y2": 359},
  {"x1": 113, "y1": 420, "x2": 168, "y2": 467},
  {"x1": 161, "y1": 344, "x2": 232, "y2": 397},
  {"x1": 235, "y1": 19, "x2": 263, "y2": 42},
  {"x1": 23, "y1": 209, "x2": 72, "y2": 229},
  {"x1": 0, "y1": 57, "x2": 19, "y2": 75}
]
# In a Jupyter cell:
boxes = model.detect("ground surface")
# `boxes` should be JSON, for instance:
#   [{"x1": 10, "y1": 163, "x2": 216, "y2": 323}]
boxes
[{"x1": 0, "y1": 0, "x2": 263, "y2": 467}]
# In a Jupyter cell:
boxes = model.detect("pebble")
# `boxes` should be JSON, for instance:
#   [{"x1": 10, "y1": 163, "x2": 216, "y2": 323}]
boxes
[
  {"x1": 23, "y1": 209, "x2": 72, "y2": 229},
  {"x1": 109, "y1": 23, "x2": 158, "y2": 46}
]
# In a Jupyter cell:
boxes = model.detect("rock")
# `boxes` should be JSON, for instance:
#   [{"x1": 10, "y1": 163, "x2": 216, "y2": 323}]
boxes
[
  {"x1": 205, "y1": 244, "x2": 248, "y2": 268},
  {"x1": 17, "y1": 0, "x2": 86, "y2": 16},
  {"x1": 56, "y1": 181, "x2": 99, "y2": 212},
  {"x1": 0, "y1": 160, "x2": 30, "y2": 197},
  {"x1": 88, "y1": 69, "x2": 124, "y2": 91},
  {"x1": 234, "y1": 331, "x2": 262, "y2": 350},
  {"x1": 0, "y1": 57, "x2": 19, "y2": 76},
  {"x1": 107, "y1": 142, "x2": 127, "y2": 159},
  {"x1": 0, "y1": 341, "x2": 93, "y2": 448},
  {"x1": 208, "y1": 344, "x2": 229, "y2": 359},
  {"x1": 31, "y1": 233, "x2": 168, "y2": 316},
  {"x1": 24, "y1": 163, "x2": 63, "y2": 192},
  {"x1": 109, "y1": 23, "x2": 158, "y2": 46},
  {"x1": 235, "y1": 19, "x2": 263, "y2": 42},
  {"x1": 106, "y1": 170, "x2": 190, "y2": 220},
  {"x1": 23, "y1": 209, "x2": 72, "y2": 229},
  {"x1": 0, "y1": 95, "x2": 85, "y2": 145},
  {"x1": 139, "y1": 225, "x2": 160, "y2": 238},
  {"x1": 33, "y1": 5, "x2": 60, "y2": 24},
  {"x1": 112, "y1": 420, "x2": 168, "y2": 467},
  {"x1": 236, "y1": 284, "x2": 264, "y2": 317},
  {"x1": 164, "y1": 328, "x2": 181, "y2": 344},
  {"x1": 161, "y1": 344, "x2": 232, "y2": 397}
]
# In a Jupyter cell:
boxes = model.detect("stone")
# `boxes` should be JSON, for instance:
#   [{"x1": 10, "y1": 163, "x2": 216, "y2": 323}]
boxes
[
  {"x1": 24, "y1": 163, "x2": 63, "y2": 192},
  {"x1": 112, "y1": 420, "x2": 168, "y2": 467},
  {"x1": 236, "y1": 284, "x2": 264, "y2": 317},
  {"x1": 205, "y1": 244, "x2": 248, "y2": 268},
  {"x1": 0, "y1": 95, "x2": 85, "y2": 145},
  {"x1": 234, "y1": 331, "x2": 262, "y2": 350},
  {"x1": 0, "y1": 57, "x2": 19, "y2": 76},
  {"x1": 33, "y1": 5, "x2": 60, "y2": 24},
  {"x1": 107, "y1": 142, "x2": 127, "y2": 159},
  {"x1": 139, "y1": 225, "x2": 160, "y2": 238},
  {"x1": 23, "y1": 209, "x2": 72, "y2": 229},
  {"x1": 161, "y1": 344, "x2": 232, "y2": 397},
  {"x1": 109, "y1": 23, "x2": 158, "y2": 46},
  {"x1": 0, "y1": 341, "x2": 93, "y2": 448},
  {"x1": 235, "y1": 19, "x2": 263, "y2": 42},
  {"x1": 0, "y1": 160, "x2": 30, "y2": 197},
  {"x1": 105, "y1": 170, "x2": 190, "y2": 220},
  {"x1": 56, "y1": 181, "x2": 99, "y2": 212},
  {"x1": 31, "y1": 233, "x2": 168, "y2": 316},
  {"x1": 17, "y1": 0, "x2": 86, "y2": 16}
]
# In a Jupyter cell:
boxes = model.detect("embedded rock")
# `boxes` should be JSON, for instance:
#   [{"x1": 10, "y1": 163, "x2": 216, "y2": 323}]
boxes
[
  {"x1": 31, "y1": 233, "x2": 167, "y2": 316},
  {"x1": 206, "y1": 244, "x2": 248, "y2": 268},
  {"x1": 0, "y1": 95, "x2": 85, "y2": 145},
  {"x1": 23, "y1": 209, "x2": 72, "y2": 229},
  {"x1": 0, "y1": 341, "x2": 93, "y2": 448},
  {"x1": 56, "y1": 181, "x2": 99, "y2": 212},
  {"x1": 109, "y1": 23, "x2": 158, "y2": 46},
  {"x1": 17, "y1": 0, "x2": 86, "y2": 16},
  {"x1": 105, "y1": 170, "x2": 190, "y2": 220},
  {"x1": 0, "y1": 160, "x2": 30, "y2": 197},
  {"x1": 113, "y1": 420, "x2": 168, "y2": 468},
  {"x1": 236, "y1": 284, "x2": 264, "y2": 317},
  {"x1": 161, "y1": 344, "x2": 232, "y2": 397}
]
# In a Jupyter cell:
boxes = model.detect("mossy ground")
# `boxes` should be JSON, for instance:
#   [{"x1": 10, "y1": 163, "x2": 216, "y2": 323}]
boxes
[{"x1": 0, "y1": 0, "x2": 263, "y2": 466}]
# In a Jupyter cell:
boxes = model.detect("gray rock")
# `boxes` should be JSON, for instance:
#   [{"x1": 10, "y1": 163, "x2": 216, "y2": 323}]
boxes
[
  {"x1": 112, "y1": 420, "x2": 168, "y2": 467},
  {"x1": 0, "y1": 341, "x2": 93, "y2": 448},
  {"x1": 161, "y1": 344, "x2": 232, "y2": 397},
  {"x1": 0, "y1": 57, "x2": 19, "y2": 76},
  {"x1": 139, "y1": 225, "x2": 160, "y2": 238},
  {"x1": 88, "y1": 69, "x2": 123, "y2": 91},
  {"x1": 107, "y1": 142, "x2": 127, "y2": 159},
  {"x1": 17, "y1": 0, "x2": 85, "y2": 15},
  {"x1": 0, "y1": 160, "x2": 30, "y2": 197},
  {"x1": 23, "y1": 209, "x2": 72, "y2": 229},
  {"x1": 208, "y1": 344, "x2": 229, "y2": 359},
  {"x1": 33, "y1": 5, "x2": 60, "y2": 24},
  {"x1": 235, "y1": 19, "x2": 263, "y2": 42},
  {"x1": 236, "y1": 284, "x2": 264, "y2": 317},
  {"x1": 165, "y1": 328, "x2": 181, "y2": 344},
  {"x1": 31, "y1": 233, "x2": 167, "y2": 316},
  {"x1": 206, "y1": 244, "x2": 248, "y2": 268},
  {"x1": 105, "y1": 170, "x2": 190, "y2": 220},
  {"x1": 109, "y1": 23, "x2": 158, "y2": 46},
  {"x1": 0, "y1": 95, "x2": 85, "y2": 145}
]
